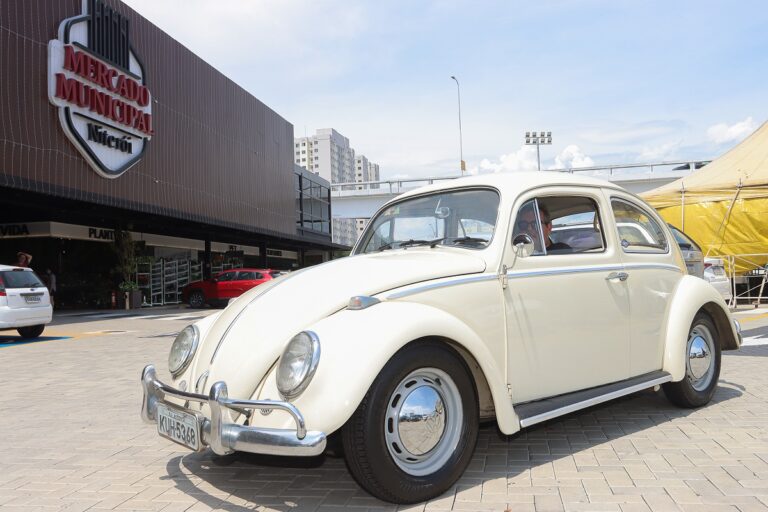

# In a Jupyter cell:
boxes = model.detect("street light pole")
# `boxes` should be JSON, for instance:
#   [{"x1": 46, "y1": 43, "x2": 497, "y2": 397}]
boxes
[
  {"x1": 450, "y1": 76, "x2": 465, "y2": 175},
  {"x1": 524, "y1": 131, "x2": 552, "y2": 171}
]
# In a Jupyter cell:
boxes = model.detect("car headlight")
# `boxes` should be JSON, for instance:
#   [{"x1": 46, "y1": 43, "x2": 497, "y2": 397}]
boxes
[
  {"x1": 276, "y1": 331, "x2": 321, "y2": 401},
  {"x1": 168, "y1": 325, "x2": 199, "y2": 377}
]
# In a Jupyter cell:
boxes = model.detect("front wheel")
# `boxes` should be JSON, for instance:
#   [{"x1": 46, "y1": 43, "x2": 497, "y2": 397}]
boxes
[
  {"x1": 188, "y1": 291, "x2": 205, "y2": 309},
  {"x1": 341, "y1": 341, "x2": 478, "y2": 504},
  {"x1": 17, "y1": 325, "x2": 45, "y2": 339},
  {"x1": 663, "y1": 312, "x2": 721, "y2": 408}
]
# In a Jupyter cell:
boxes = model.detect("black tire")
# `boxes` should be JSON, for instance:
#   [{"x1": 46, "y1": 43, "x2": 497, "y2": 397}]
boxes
[
  {"x1": 188, "y1": 290, "x2": 205, "y2": 309},
  {"x1": 17, "y1": 324, "x2": 45, "y2": 339},
  {"x1": 663, "y1": 312, "x2": 721, "y2": 408},
  {"x1": 341, "y1": 341, "x2": 478, "y2": 504}
]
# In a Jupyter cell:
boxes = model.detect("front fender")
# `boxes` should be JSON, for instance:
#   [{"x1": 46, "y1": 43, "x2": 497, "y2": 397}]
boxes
[
  {"x1": 252, "y1": 300, "x2": 519, "y2": 436},
  {"x1": 663, "y1": 275, "x2": 738, "y2": 381}
]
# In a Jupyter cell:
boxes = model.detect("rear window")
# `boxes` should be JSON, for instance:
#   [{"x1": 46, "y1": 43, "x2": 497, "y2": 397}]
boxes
[
  {"x1": 669, "y1": 226, "x2": 701, "y2": 252},
  {"x1": 0, "y1": 270, "x2": 45, "y2": 289}
]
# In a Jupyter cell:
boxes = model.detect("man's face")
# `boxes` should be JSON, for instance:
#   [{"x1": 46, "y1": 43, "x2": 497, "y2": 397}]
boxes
[
  {"x1": 516, "y1": 208, "x2": 552, "y2": 249},
  {"x1": 518, "y1": 209, "x2": 539, "y2": 241}
]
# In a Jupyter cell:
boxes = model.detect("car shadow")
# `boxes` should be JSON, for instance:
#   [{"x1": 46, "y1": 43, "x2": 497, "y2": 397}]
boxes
[
  {"x1": 161, "y1": 377, "x2": 744, "y2": 510},
  {"x1": 0, "y1": 335, "x2": 72, "y2": 347}
]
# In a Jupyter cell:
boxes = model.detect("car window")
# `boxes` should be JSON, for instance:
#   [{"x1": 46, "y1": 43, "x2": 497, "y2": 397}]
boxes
[
  {"x1": 0, "y1": 270, "x2": 45, "y2": 289},
  {"x1": 216, "y1": 272, "x2": 235, "y2": 282},
  {"x1": 513, "y1": 196, "x2": 604, "y2": 255},
  {"x1": 237, "y1": 271, "x2": 256, "y2": 280},
  {"x1": 357, "y1": 189, "x2": 500, "y2": 253},
  {"x1": 611, "y1": 198, "x2": 668, "y2": 253},
  {"x1": 669, "y1": 226, "x2": 701, "y2": 252}
]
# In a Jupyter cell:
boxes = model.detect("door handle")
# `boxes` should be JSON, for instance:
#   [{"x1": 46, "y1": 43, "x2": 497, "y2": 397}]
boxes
[{"x1": 606, "y1": 271, "x2": 629, "y2": 282}]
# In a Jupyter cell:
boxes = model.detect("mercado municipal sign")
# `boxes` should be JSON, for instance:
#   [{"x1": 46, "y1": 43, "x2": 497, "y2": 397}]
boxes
[{"x1": 48, "y1": 0, "x2": 153, "y2": 179}]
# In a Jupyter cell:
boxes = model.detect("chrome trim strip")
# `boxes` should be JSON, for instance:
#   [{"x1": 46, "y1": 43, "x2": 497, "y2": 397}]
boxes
[
  {"x1": 623, "y1": 263, "x2": 682, "y2": 273},
  {"x1": 386, "y1": 273, "x2": 499, "y2": 300},
  {"x1": 518, "y1": 374, "x2": 673, "y2": 428},
  {"x1": 507, "y1": 264, "x2": 624, "y2": 279},
  {"x1": 141, "y1": 364, "x2": 326, "y2": 456}
]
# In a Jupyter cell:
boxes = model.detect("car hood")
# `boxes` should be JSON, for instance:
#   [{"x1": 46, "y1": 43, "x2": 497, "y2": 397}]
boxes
[{"x1": 189, "y1": 249, "x2": 486, "y2": 400}]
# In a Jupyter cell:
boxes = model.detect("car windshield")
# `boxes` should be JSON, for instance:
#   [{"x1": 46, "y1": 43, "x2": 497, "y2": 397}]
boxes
[
  {"x1": 356, "y1": 188, "x2": 500, "y2": 254},
  {"x1": 0, "y1": 270, "x2": 45, "y2": 289}
]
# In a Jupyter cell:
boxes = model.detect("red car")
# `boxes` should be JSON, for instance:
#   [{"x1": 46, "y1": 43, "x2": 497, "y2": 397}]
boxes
[{"x1": 183, "y1": 269, "x2": 278, "y2": 308}]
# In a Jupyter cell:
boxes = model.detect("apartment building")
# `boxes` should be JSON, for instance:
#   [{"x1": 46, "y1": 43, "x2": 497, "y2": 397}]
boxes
[{"x1": 295, "y1": 129, "x2": 380, "y2": 247}]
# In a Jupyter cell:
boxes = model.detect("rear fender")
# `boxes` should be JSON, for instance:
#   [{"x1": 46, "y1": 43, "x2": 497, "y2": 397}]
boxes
[
  {"x1": 663, "y1": 275, "x2": 739, "y2": 381},
  {"x1": 251, "y1": 300, "x2": 519, "y2": 435}
]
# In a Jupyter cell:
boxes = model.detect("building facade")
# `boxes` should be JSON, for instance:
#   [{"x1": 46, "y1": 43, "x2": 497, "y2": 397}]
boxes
[{"x1": 0, "y1": 0, "x2": 339, "y2": 308}]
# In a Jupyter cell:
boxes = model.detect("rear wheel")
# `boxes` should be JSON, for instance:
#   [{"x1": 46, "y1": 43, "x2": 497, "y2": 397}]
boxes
[
  {"x1": 663, "y1": 312, "x2": 721, "y2": 408},
  {"x1": 17, "y1": 325, "x2": 45, "y2": 339},
  {"x1": 341, "y1": 341, "x2": 478, "y2": 504},
  {"x1": 188, "y1": 291, "x2": 205, "y2": 309}
]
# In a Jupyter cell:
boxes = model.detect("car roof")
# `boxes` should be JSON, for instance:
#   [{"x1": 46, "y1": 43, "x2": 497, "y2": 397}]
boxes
[
  {"x1": 0, "y1": 264, "x2": 31, "y2": 271},
  {"x1": 395, "y1": 171, "x2": 625, "y2": 201}
]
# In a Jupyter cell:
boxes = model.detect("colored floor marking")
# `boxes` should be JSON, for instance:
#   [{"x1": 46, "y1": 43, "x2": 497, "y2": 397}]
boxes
[
  {"x1": 0, "y1": 335, "x2": 73, "y2": 348},
  {"x1": 737, "y1": 311, "x2": 768, "y2": 323}
]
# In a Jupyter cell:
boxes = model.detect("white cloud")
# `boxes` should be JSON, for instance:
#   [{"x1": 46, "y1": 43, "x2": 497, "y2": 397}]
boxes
[
  {"x1": 468, "y1": 146, "x2": 539, "y2": 175},
  {"x1": 552, "y1": 145, "x2": 595, "y2": 170},
  {"x1": 706, "y1": 117, "x2": 757, "y2": 145},
  {"x1": 636, "y1": 140, "x2": 682, "y2": 161}
]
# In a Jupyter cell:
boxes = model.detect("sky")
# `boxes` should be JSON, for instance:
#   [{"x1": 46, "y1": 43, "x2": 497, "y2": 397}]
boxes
[{"x1": 122, "y1": 0, "x2": 768, "y2": 180}]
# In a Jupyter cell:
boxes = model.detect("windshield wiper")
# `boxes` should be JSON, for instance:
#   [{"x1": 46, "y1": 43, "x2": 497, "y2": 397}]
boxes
[
  {"x1": 447, "y1": 236, "x2": 487, "y2": 246},
  {"x1": 376, "y1": 242, "x2": 394, "y2": 252},
  {"x1": 399, "y1": 239, "x2": 433, "y2": 248}
]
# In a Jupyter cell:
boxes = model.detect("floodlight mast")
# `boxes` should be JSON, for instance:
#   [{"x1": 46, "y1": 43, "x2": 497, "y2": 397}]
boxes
[
  {"x1": 450, "y1": 76, "x2": 465, "y2": 174},
  {"x1": 524, "y1": 131, "x2": 552, "y2": 171}
]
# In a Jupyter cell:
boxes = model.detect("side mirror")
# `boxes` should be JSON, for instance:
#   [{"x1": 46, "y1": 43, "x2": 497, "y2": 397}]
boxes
[{"x1": 512, "y1": 234, "x2": 535, "y2": 258}]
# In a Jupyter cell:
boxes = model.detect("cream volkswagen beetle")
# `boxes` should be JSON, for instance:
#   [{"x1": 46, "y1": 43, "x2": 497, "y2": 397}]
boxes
[{"x1": 141, "y1": 172, "x2": 741, "y2": 504}]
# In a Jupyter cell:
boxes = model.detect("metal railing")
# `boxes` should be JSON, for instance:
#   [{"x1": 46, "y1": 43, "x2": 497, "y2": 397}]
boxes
[
  {"x1": 722, "y1": 253, "x2": 768, "y2": 308},
  {"x1": 330, "y1": 159, "x2": 710, "y2": 197}
]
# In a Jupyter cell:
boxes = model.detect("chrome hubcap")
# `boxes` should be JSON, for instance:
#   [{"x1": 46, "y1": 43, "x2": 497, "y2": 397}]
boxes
[
  {"x1": 397, "y1": 386, "x2": 446, "y2": 455},
  {"x1": 384, "y1": 368, "x2": 462, "y2": 476},
  {"x1": 687, "y1": 325, "x2": 715, "y2": 391}
]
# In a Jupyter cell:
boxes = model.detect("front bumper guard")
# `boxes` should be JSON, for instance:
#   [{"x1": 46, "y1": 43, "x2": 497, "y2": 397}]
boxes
[{"x1": 141, "y1": 364, "x2": 327, "y2": 457}]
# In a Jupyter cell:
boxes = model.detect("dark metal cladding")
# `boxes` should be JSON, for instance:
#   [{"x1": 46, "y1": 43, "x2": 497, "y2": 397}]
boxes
[{"x1": 0, "y1": 0, "x2": 297, "y2": 239}]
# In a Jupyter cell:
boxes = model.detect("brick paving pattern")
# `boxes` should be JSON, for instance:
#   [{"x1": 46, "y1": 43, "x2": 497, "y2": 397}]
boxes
[{"x1": 1, "y1": 318, "x2": 767, "y2": 511}]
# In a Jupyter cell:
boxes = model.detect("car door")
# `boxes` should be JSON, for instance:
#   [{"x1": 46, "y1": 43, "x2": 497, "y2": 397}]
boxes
[
  {"x1": 233, "y1": 271, "x2": 258, "y2": 294},
  {"x1": 609, "y1": 194, "x2": 683, "y2": 376},
  {"x1": 503, "y1": 188, "x2": 631, "y2": 404},
  {"x1": 214, "y1": 271, "x2": 237, "y2": 299}
]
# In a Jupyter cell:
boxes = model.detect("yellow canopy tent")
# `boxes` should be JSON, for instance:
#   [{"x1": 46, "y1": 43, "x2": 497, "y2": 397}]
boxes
[{"x1": 641, "y1": 121, "x2": 768, "y2": 272}]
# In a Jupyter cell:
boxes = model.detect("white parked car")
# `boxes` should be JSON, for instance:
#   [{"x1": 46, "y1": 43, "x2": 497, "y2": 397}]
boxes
[
  {"x1": 704, "y1": 257, "x2": 733, "y2": 302},
  {"x1": 141, "y1": 172, "x2": 741, "y2": 504},
  {"x1": 0, "y1": 265, "x2": 52, "y2": 338}
]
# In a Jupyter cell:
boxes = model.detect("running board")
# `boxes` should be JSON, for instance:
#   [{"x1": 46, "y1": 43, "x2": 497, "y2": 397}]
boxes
[{"x1": 516, "y1": 371, "x2": 672, "y2": 428}]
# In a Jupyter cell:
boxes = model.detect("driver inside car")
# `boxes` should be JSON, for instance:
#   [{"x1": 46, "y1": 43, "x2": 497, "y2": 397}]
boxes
[{"x1": 515, "y1": 203, "x2": 572, "y2": 254}]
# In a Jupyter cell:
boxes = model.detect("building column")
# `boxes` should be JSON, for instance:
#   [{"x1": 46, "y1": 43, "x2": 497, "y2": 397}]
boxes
[
  {"x1": 258, "y1": 241, "x2": 268, "y2": 268},
  {"x1": 203, "y1": 239, "x2": 212, "y2": 279}
]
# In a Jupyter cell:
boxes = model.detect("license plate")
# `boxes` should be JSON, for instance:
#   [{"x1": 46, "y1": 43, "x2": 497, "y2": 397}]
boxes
[
  {"x1": 24, "y1": 295, "x2": 41, "y2": 304},
  {"x1": 156, "y1": 403, "x2": 200, "y2": 451}
]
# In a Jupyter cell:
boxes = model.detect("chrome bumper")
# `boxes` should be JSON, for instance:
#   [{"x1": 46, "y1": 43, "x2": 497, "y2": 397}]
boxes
[
  {"x1": 734, "y1": 319, "x2": 743, "y2": 346},
  {"x1": 140, "y1": 364, "x2": 327, "y2": 457}
]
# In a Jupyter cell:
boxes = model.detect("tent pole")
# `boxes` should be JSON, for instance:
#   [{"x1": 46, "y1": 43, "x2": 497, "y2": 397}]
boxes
[
  {"x1": 680, "y1": 184, "x2": 685, "y2": 231},
  {"x1": 713, "y1": 184, "x2": 742, "y2": 254}
]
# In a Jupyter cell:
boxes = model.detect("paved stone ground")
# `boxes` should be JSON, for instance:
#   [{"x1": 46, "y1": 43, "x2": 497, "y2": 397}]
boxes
[{"x1": 1, "y1": 310, "x2": 768, "y2": 511}]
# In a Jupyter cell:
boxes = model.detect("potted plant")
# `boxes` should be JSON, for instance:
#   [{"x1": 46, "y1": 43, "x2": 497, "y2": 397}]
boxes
[
  {"x1": 119, "y1": 280, "x2": 142, "y2": 309},
  {"x1": 113, "y1": 229, "x2": 141, "y2": 309}
]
